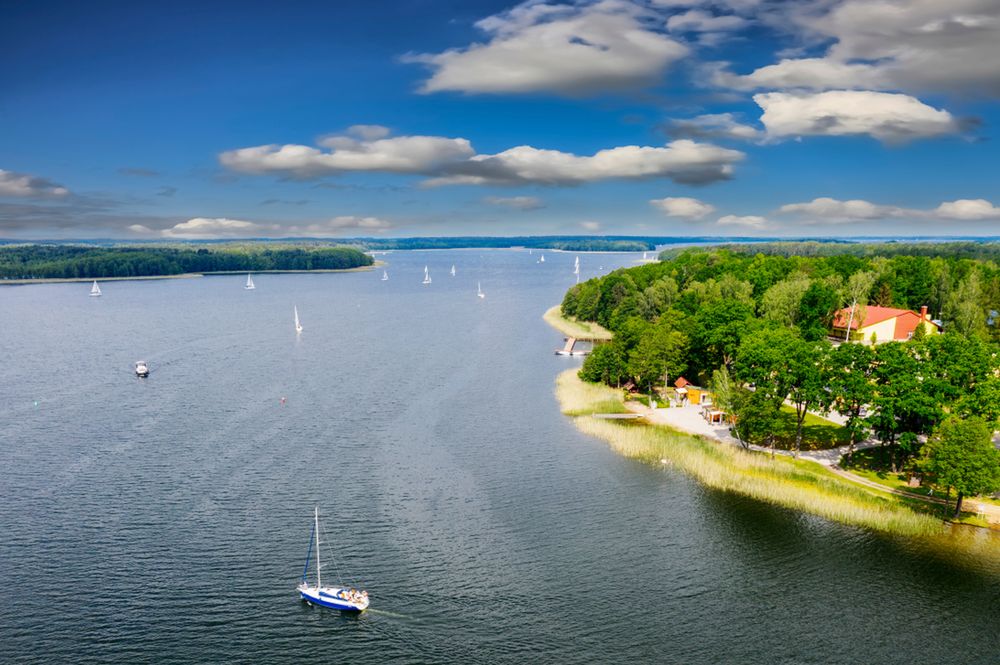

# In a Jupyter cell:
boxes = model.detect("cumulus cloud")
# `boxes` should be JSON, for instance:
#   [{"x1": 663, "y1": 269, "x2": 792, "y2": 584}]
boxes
[
  {"x1": 222, "y1": 129, "x2": 745, "y2": 187},
  {"x1": 220, "y1": 125, "x2": 474, "y2": 178},
  {"x1": 0, "y1": 169, "x2": 70, "y2": 198},
  {"x1": 404, "y1": 1, "x2": 689, "y2": 95},
  {"x1": 714, "y1": 0, "x2": 1000, "y2": 97},
  {"x1": 932, "y1": 199, "x2": 1000, "y2": 220},
  {"x1": 155, "y1": 215, "x2": 394, "y2": 238},
  {"x1": 580, "y1": 220, "x2": 602, "y2": 231},
  {"x1": 754, "y1": 91, "x2": 960, "y2": 143},
  {"x1": 778, "y1": 197, "x2": 907, "y2": 221},
  {"x1": 650, "y1": 196, "x2": 716, "y2": 219},
  {"x1": 666, "y1": 112, "x2": 762, "y2": 141},
  {"x1": 484, "y1": 195, "x2": 545, "y2": 210},
  {"x1": 717, "y1": 214, "x2": 769, "y2": 228},
  {"x1": 666, "y1": 9, "x2": 747, "y2": 33},
  {"x1": 779, "y1": 196, "x2": 1000, "y2": 222}
]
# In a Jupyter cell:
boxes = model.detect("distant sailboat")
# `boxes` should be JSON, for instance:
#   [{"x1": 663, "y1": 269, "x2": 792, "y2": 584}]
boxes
[
  {"x1": 573, "y1": 256, "x2": 580, "y2": 274},
  {"x1": 294, "y1": 306, "x2": 303, "y2": 333},
  {"x1": 381, "y1": 270, "x2": 389, "y2": 281},
  {"x1": 539, "y1": 254, "x2": 545, "y2": 263},
  {"x1": 477, "y1": 281, "x2": 485, "y2": 299},
  {"x1": 450, "y1": 265, "x2": 456, "y2": 277},
  {"x1": 643, "y1": 252, "x2": 648, "y2": 260},
  {"x1": 89, "y1": 280, "x2": 102, "y2": 297},
  {"x1": 422, "y1": 266, "x2": 432, "y2": 285},
  {"x1": 245, "y1": 273, "x2": 255, "y2": 290}
]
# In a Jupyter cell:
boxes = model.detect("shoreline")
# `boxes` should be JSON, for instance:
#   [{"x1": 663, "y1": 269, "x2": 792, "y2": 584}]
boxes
[
  {"x1": 542, "y1": 305, "x2": 613, "y2": 341},
  {"x1": 543, "y1": 307, "x2": 1000, "y2": 568},
  {"x1": 0, "y1": 261, "x2": 382, "y2": 285}
]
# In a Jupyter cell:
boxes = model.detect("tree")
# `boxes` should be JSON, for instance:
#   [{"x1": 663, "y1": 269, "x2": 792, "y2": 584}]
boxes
[
  {"x1": 760, "y1": 275, "x2": 811, "y2": 327},
  {"x1": 868, "y1": 342, "x2": 942, "y2": 472},
  {"x1": 735, "y1": 327, "x2": 802, "y2": 455},
  {"x1": 797, "y1": 281, "x2": 840, "y2": 341},
  {"x1": 731, "y1": 388, "x2": 784, "y2": 454},
  {"x1": 579, "y1": 342, "x2": 629, "y2": 387},
  {"x1": 944, "y1": 271, "x2": 987, "y2": 338},
  {"x1": 627, "y1": 322, "x2": 689, "y2": 394},
  {"x1": 785, "y1": 340, "x2": 831, "y2": 457},
  {"x1": 825, "y1": 342, "x2": 876, "y2": 460},
  {"x1": 920, "y1": 416, "x2": 1000, "y2": 517}
]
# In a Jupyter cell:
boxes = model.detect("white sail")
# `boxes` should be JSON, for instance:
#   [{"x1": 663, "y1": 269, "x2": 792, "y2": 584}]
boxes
[
  {"x1": 245, "y1": 273, "x2": 255, "y2": 290},
  {"x1": 294, "y1": 306, "x2": 302, "y2": 333},
  {"x1": 477, "y1": 281, "x2": 485, "y2": 299},
  {"x1": 423, "y1": 266, "x2": 431, "y2": 284},
  {"x1": 89, "y1": 280, "x2": 102, "y2": 297},
  {"x1": 450, "y1": 265, "x2": 456, "y2": 277},
  {"x1": 382, "y1": 270, "x2": 389, "y2": 281},
  {"x1": 573, "y1": 256, "x2": 579, "y2": 274},
  {"x1": 540, "y1": 254, "x2": 545, "y2": 263}
]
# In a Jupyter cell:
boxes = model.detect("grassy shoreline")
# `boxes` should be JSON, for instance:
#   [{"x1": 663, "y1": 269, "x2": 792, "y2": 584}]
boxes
[
  {"x1": 543, "y1": 305, "x2": 613, "y2": 341},
  {"x1": 0, "y1": 261, "x2": 382, "y2": 285}
]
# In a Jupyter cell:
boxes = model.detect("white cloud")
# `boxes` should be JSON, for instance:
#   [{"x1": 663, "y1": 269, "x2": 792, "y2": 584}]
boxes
[
  {"x1": 778, "y1": 196, "x2": 1000, "y2": 222},
  {"x1": 667, "y1": 112, "x2": 762, "y2": 141},
  {"x1": 404, "y1": 1, "x2": 689, "y2": 95},
  {"x1": 932, "y1": 199, "x2": 1000, "y2": 220},
  {"x1": 223, "y1": 129, "x2": 745, "y2": 187},
  {"x1": 220, "y1": 127, "x2": 474, "y2": 178},
  {"x1": 717, "y1": 214, "x2": 769, "y2": 228},
  {"x1": 580, "y1": 220, "x2": 602, "y2": 231},
  {"x1": 155, "y1": 215, "x2": 393, "y2": 239},
  {"x1": 714, "y1": 0, "x2": 1000, "y2": 96},
  {"x1": 425, "y1": 139, "x2": 744, "y2": 186},
  {"x1": 778, "y1": 197, "x2": 907, "y2": 221},
  {"x1": 754, "y1": 91, "x2": 960, "y2": 143},
  {"x1": 650, "y1": 196, "x2": 716, "y2": 219},
  {"x1": 484, "y1": 195, "x2": 545, "y2": 210},
  {"x1": 0, "y1": 169, "x2": 70, "y2": 198},
  {"x1": 666, "y1": 9, "x2": 747, "y2": 33}
]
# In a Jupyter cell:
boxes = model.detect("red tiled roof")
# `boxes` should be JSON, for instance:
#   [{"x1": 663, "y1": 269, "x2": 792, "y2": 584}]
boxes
[
  {"x1": 674, "y1": 376, "x2": 690, "y2": 388},
  {"x1": 832, "y1": 305, "x2": 912, "y2": 330}
]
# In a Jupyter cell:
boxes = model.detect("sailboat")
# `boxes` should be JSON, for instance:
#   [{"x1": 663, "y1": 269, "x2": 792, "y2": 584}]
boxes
[
  {"x1": 573, "y1": 256, "x2": 580, "y2": 274},
  {"x1": 297, "y1": 507, "x2": 369, "y2": 612},
  {"x1": 538, "y1": 254, "x2": 546, "y2": 263},
  {"x1": 450, "y1": 265, "x2": 456, "y2": 277},
  {"x1": 381, "y1": 270, "x2": 389, "y2": 281},
  {"x1": 294, "y1": 306, "x2": 303, "y2": 333},
  {"x1": 245, "y1": 273, "x2": 255, "y2": 290},
  {"x1": 477, "y1": 281, "x2": 485, "y2": 299},
  {"x1": 422, "y1": 266, "x2": 432, "y2": 285},
  {"x1": 89, "y1": 280, "x2": 102, "y2": 297}
]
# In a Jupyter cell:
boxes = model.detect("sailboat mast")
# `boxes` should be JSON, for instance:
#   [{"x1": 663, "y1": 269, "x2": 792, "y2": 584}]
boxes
[{"x1": 314, "y1": 506, "x2": 321, "y2": 589}]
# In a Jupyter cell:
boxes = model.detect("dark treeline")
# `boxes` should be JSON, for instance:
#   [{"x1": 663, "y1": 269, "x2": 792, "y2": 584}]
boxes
[
  {"x1": 0, "y1": 245, "x2": 373, "y2": 279},
  {"x1": 561, "y1": 246, "x2": 1000, "y2": 503},
  {"x1": 692, "y1": 240, "x2": 1000, "y2": 262}
]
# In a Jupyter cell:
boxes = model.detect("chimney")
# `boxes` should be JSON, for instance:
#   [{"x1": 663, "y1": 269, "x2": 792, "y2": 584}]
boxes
[{"x1": 920, "y1": 305, "x2": 928, "y2": 319}]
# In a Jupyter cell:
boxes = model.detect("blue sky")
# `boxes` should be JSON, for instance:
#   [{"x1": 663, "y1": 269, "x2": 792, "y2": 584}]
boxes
[{"x1": 2, "y1": 0, "x2": 999, "y2": 239}]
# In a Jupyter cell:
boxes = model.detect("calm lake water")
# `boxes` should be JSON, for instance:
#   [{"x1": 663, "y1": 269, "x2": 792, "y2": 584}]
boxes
[{"x1": 1, "y1": 249, "x2": 998, "y2": 664}]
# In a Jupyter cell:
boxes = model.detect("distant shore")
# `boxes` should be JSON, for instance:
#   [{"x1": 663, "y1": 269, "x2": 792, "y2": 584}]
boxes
[{"x1": 0, "y1": 261, "x2": 382, "y2": 286}]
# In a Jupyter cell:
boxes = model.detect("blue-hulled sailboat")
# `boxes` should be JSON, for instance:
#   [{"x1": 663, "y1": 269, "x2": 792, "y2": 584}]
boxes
[{"x1": 297, "y1": 506, "x2": 369, "y2": 612}]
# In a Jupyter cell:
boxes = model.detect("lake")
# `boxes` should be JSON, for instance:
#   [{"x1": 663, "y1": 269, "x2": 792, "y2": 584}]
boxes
[{"x1": 1, "y1": 249, "x2": 998, "y2": 664}]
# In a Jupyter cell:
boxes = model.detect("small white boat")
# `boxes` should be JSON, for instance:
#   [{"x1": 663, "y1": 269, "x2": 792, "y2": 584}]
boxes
[
  {"x1": 294, "y1": 306, "x2": 303, "y2": 333},
  {"x1": 477, "y1": 281, "x2": 485, "y2": 299},
  {"x1": 422, "y1": 266, "x2": 432, "y2": 285},
  {"x1": 574, "y1": 256, "x2": 580, "y2": 274},
  {"x1": 450, "y1": 265, "x2": 456, "y2": 277},
  {"x1": 381, "y1": 270, "x2": 389, "y2": 281},
  {"x1": 539, "y1": 254, "x2": 545, "y2": 263},
  {"x1": 134, "y1": 361, "x2": 149, "y2": 377},
  {"x1": 298, "y1": 507, "x2": 369, "y2": 612},
  {"x1": 245, "y1": 274, "x2": 255, "y2": 290},
  {"x1": 89, "y1": 281, "x2": 102, "y2": 297}
]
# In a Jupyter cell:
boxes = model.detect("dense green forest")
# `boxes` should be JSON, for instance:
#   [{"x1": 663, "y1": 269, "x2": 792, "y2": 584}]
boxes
[
  {"x1": 0, "y1": 245, "x2": 373, "y2": 279},
  {"x1": 562, "y1": 245, "x2": 1000, "y2": 503}
]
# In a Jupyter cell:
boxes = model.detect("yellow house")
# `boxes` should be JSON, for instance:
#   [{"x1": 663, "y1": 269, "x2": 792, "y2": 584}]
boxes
[{"x1": 831, "y1": 305, "x2": 940, "y2": 342}]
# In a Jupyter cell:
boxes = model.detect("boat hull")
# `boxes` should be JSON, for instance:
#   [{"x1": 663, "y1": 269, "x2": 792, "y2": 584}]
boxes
[{"x1": 299, "y1": 585, "x2": 368, "y2": 612}]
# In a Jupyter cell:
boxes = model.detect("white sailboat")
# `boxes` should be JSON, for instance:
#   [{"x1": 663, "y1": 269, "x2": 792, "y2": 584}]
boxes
[
  {"x1": 477, "y1": 281, "x2": 485, "y2": 299},
  {"x1": 381, "y1": 270, "x2": 389, "y2": 281},
  {"x1": 245, "y1": 273, "x2": 255, "y2": 290},
  {"x1": 450, "y1": 265, "x2": 456, "y2": 277},
  {"x1": 573, "y1": 256, "x2": 580, "y2": 274},
  {"x1": 297, "y1": 507, "x2": 369, "y2": 612},
  {"x1": 294, "y1": 306, "x2": 303, "y2": 333},
  {"x1": 89, "y1": 280, "x2": 102, "y2": 297},
  {"x1": 539, "y1": 254, "x2": 545, "y2": 263},
  {"x1": 422, "y1": 266, "x2": 432, "y2": 285}
]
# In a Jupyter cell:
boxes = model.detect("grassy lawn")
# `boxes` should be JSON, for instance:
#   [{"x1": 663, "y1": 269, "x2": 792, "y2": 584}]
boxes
[
  {"x1": 765, "y1": 406, "x2": 852, "y2": 451},
  {"x1": 543, "y1": 306, "x2": 613, "y2": 341}
]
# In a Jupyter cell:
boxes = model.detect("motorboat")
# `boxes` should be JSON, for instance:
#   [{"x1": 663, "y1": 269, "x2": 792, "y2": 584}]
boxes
[{"x1": 135, "y1": 361, "x2": 149, "y2": 377}]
